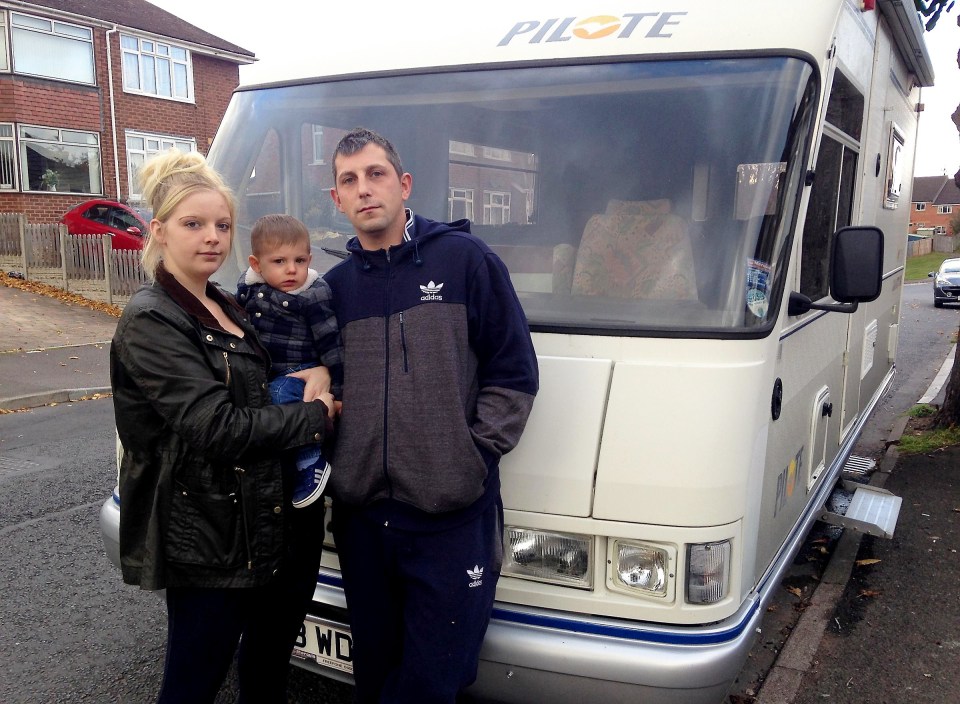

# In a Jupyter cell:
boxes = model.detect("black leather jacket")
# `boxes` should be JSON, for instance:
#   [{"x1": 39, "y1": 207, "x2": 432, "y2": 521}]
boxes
[{"x1": 110, "y1": 266, "x2": 329, "y2": 591}]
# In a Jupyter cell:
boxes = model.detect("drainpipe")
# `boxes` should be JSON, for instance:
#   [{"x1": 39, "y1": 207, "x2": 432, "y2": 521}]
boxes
[{"x1": 105, "y1": 25, "x2": 122, "y2": 200}]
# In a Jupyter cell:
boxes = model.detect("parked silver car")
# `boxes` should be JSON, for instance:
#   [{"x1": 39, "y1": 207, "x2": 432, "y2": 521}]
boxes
[{"x1": 929, "y1": 258, "x2": 960, "y2": 307}]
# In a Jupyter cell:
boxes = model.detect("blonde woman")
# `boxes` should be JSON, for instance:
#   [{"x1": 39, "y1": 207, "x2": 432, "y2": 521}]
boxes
[{"x1": 110, "y1": 150, "x2": 332, "y2": 703}]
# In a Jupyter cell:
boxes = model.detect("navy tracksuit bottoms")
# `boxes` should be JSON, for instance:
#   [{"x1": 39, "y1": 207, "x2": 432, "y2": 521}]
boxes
[{"x1": 333, "y1": 498, "x2": 503, "y2": 704}]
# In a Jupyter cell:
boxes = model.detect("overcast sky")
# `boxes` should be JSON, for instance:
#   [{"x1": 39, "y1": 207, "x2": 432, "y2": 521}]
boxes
[{"x1": 148, "y1": 0, "x2": 960, "y2": 177}]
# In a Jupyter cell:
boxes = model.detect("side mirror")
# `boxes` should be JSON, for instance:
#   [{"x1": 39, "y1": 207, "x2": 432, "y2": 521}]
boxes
[
  {"x1": 928, "y1": 271, "x2": 936, "y2": 278},
  {"x1": 789, "y1": 226, "x2": 884, "y2": 316},
  {"x1": 127, "y1": 226, "x2": 143, "y2": 236}
]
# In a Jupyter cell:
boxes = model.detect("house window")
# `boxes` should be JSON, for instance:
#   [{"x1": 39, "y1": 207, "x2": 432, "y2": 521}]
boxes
[
  {"x1": 311, "y1": 125, "x2": 324, "y2": 164},
  {"x1": 449, "y1": 188, "x2": 474, "y2": 221},
  {"x1": 19, "y1": 125, "x2": 101, "y2": 194},
  {"x1": 0, "y1": 12, "x2": 9, "y2": 72},
  {"x1": 484, "y1": 191, "x2": 511, "y2": 225},
  {"x1": 120, "y1": 34, "x2": 193, "y2": 101},
  {"x1": 126, "y1": 131, "x2": 196, "y2": 198},
  {"x1": 915, "y1": 202, "x2": 926, "y2": 211},
  {"x1": 935, "y1": 226, "x2": 947, "y2": 235},
  {"x1": 0, "y1": 124, "x2": 15, "y2": 190},
  {"x1": 10, "y1": 13, "x2": 94, "y2": 84},
  {"x1": 938, "y1": 205, "x2": 953, "y2": 215}
]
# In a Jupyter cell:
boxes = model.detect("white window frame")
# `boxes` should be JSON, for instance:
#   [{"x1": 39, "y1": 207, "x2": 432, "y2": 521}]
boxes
[
  {"x1": 19, "y1": 124, "x2": 102, "y2": 194},
  {"x1": 935, "y1": 226, "x2": 947, "y2": 235},
  {"x1": 10, "y1": 12, "x2": 94, "y2": 84},
  {"x1": 126, "y1": 131, "x2": 196, "y2": 199},
  {"x1": 449, "y1": 188, "x2": 474, "y2": 221},
  {"x1": 915, "y1": 202, "x2": 926, "y2": 211},
  {"x1": 120, "y1": 33, "x2": 194, "y2": 102},
  {"x1": 311, "y1": 124, "x2": 325, "y2": 165},
  {"x1": 0, "y1": 123, "x2": 16, "y2": 190},
  {"x1": 0, "y1": 11, "x2": 10, "y2": 73},
  {"x1": 483, "y1": 190, "x2": 511, "y2": 225},
  {"x1": 937, "y1": 205, "x2": 953, "y2": 215},
  {"x1": 449, "y1": 141, "x2": 476, "y2": 157}
]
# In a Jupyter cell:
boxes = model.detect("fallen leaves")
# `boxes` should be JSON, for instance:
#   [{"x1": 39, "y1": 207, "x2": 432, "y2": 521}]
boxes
[
  {"x1": 855, "y1": 558, "x2": 882, "y2": 566},
  {"x1": 0, "y1": 271, "x2": 123, "y2": 317}
]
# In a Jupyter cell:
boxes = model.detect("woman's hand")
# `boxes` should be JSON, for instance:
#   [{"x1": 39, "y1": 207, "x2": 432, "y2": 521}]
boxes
[{"x1": 288, "y1": 366, "x2": 335, "y2": 417}]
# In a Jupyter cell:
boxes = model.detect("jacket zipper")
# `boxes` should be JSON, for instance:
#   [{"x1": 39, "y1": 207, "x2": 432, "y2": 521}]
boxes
[
  {"x1": 399, "y1": 311, "x2": 409, "y2": 373},
  {"x1": 222, "y1": 351, "x2": 231, "y2": 386},
  {"x1": 234, "y1": 466, "x2": 253, "y2": 570},
  {"x1": 381, "y1": 262, "x2": 393, "y2": 495}
]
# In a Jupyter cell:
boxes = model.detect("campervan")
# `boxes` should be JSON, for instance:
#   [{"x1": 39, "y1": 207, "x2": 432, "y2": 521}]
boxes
[{"x1": 101, "y1": 1, "x2": 934, "y2": 701}]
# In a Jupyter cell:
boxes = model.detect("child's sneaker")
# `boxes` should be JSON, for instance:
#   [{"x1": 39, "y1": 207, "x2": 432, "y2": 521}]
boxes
[{"x1": 291, "y1": 449, "x2": 331, "y2": 508}]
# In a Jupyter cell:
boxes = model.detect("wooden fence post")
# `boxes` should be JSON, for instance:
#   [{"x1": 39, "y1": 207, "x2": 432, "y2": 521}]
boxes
[
  {"x1": 102, "y1": 235, "x2": 114, "y2": 305},
  {"x1": 17, "y1": 214, "x2": 27, "y2": 279},
  {"x1": 59, "y1": 224, "x2": 69, "y2": 291}
]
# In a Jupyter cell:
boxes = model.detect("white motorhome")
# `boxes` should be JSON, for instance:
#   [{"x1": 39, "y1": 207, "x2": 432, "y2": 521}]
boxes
[{"x1": 99, "y1": 0, "x2": 935, "y2": 701}]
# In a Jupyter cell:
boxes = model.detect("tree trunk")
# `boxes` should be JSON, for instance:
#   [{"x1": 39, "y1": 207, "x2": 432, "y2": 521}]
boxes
[{"x1": 934, "y1": 354, "x2": 960, "y2": 428}]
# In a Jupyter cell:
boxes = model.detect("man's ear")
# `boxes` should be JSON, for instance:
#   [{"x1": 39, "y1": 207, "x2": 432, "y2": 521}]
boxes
[
  {"x1": 400, "y1": 172, "x2": 412, "y2": 200},
  {"x1": 248, "y1": 254, "x2": 261, "y2": 273},
  {"x1": 330, "y1": 187, "x2": 343, "y2": 212}
]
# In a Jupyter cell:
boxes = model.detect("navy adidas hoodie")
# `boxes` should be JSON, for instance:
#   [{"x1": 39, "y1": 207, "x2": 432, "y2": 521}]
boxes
[{"x1": 323, "y1": 213, "x2": 538, "y2": 529}]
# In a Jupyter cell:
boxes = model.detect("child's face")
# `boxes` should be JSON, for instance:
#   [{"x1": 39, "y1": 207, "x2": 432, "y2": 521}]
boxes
[{"x1": 250, "y1": 241, "x2": 312, "y2": 292}]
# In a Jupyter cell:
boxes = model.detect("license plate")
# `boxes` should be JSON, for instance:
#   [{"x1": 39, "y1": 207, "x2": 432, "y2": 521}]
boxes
[{"x1": 292, "y1": 615, "x2": 354, "y2": 674}]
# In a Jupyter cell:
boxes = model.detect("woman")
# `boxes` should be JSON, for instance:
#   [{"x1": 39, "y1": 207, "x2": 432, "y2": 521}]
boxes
[{"x1": 110, "y1": 150, "x2": 332, "y2": 703}]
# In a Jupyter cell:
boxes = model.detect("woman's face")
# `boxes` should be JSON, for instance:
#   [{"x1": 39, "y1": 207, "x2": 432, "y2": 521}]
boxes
[{"x1": 151, "y1": 189, "x2": 232, "y2": 288}]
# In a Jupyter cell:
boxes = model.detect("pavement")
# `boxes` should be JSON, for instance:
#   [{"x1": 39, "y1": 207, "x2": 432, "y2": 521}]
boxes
[
  {"x1": 1, "y1": 280, "x2": 957, "y2": 703},
  {"x1": 0, "y1": 284, "x2": 116, "y2": 410}
]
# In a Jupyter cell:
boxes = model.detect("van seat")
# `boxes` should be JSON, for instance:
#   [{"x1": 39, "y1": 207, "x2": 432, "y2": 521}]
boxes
[{"x1": 558, "y1": 199, "x2": 697, "y2": 300}]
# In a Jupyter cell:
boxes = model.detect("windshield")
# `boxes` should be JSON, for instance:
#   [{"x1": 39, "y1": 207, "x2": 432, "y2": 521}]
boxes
[{"x1": 210, "y1": 58, "x2": 816, "y2": 336}]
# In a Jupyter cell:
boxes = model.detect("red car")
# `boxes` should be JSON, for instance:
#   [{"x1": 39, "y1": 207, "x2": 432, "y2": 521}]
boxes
[{"x1": 60, "y1": 199, "x2": 150, "y2": 250}]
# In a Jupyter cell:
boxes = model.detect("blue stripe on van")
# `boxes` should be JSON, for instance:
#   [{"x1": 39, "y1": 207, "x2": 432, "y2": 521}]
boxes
[{"x1": 316, "y1": 571, "x2": 756, "y2": 646}]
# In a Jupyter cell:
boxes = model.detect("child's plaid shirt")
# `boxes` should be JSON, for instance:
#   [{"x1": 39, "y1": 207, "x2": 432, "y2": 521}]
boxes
[{"x1": 237, "y1": 267, "x2": 343, "y2": 394}]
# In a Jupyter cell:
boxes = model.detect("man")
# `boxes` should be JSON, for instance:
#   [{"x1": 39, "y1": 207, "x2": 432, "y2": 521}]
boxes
[{"x1": 324, "y1": 127, "x2": 538, "y2": 703}]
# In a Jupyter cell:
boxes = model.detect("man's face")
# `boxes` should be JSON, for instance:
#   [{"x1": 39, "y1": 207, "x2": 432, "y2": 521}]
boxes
[{"x1": 330, "y1": 144, "x2": 412, "y2": 249}]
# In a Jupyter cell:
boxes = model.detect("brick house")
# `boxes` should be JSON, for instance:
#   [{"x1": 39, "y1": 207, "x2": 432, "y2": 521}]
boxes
[
  {"x1": 0, "y1": 0, "x2": 253, "y2": 222},
  {"x1": 910, "y1": 175, "x2": 960, "y2": 236}
]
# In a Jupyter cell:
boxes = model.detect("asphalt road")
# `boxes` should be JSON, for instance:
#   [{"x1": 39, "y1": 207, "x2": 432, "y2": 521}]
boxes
[{"x1": 0, "y1": 281, "x2": 955, "y2": 704}]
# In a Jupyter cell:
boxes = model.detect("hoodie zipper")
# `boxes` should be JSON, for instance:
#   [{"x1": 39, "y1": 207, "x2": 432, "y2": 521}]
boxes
[{"x1": 399, "y1": 312, "x2": 409, "y2": 373}]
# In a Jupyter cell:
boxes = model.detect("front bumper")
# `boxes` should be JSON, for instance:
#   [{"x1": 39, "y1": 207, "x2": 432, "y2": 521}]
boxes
[
  {"x1": 934, "y1": 281, "x2": 960, "y2": 303},
  {"x1": 100, "y1": 488, "x2": 121, "y2": 571},
  {"x1": 296, "y1": 568, "x2": 761, "y2": 704},
  {"x1": 100, "y1": 490, "x2": 757, "y2": 703}
]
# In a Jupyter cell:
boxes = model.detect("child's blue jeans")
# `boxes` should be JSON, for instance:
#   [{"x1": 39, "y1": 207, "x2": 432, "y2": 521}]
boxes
[{"x1": 268, "y1": 364, "x2": 327, "y2": 484}]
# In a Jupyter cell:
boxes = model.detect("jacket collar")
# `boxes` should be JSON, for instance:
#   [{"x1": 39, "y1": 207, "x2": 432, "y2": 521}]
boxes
[{"x1": 155, "y1": 263, "x2": 246, "y2": 334}]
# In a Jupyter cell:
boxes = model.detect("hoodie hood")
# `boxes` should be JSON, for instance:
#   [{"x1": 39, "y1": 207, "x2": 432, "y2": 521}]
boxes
[{"x1": 344, "y1": 212, "x2": 472, "y2": 270}]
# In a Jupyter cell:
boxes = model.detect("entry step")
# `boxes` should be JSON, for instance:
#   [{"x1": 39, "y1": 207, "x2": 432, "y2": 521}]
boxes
[
  {"x1": 842, "y1": 454, "x2": 876, "y2": 476},
  {"x1": 819, "y1": 480, "x2": 902, "y2": 539}
]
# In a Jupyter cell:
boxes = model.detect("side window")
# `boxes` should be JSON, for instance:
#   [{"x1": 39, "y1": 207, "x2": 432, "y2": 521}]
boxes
[{"x1": 800, "y1": 70, "x2": 863, "y2": 300}]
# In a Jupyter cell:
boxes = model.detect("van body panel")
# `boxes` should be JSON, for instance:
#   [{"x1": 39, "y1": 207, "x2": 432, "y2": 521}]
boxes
[{"x1": 499, "y1": 355, "x2": 612, "y2": 516}]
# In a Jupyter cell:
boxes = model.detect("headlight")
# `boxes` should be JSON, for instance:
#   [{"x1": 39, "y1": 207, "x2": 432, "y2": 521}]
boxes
[
  {"x1": 503, "y1": 527, "x2": 593, "y2": 589},
  {"x1": 686, "y1": 540, "x2": 731, "y2": 604},
  {"x1": 613, "y1": 541, "x2": 668, "y2": 597}
]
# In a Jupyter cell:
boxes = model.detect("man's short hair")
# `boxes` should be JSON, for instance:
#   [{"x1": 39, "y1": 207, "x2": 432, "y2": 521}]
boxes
[
  {"x1": 250, "y1": 213, "x2": 310, "y2": 257},
  {"x1": 331, "y1": 127, "x2": 404, "y2": 183}
]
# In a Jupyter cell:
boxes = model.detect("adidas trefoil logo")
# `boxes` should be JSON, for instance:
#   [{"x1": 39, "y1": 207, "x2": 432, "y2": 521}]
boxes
[
  {"x1": 467, "y1": 565, "x2": 484, "y2": 588},
  {"x1": 420, "y1": 280, "x2": 443, "y2": 301}
]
